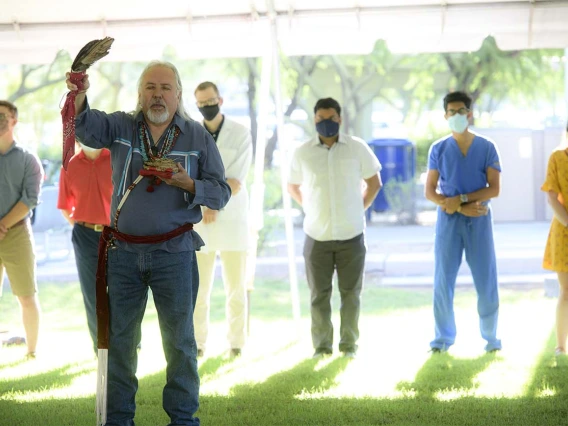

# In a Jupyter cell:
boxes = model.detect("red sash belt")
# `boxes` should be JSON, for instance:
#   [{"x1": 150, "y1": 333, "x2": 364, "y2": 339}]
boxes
[{"x1": 95, "y1": 223, "x2": 194, "y2": 349}]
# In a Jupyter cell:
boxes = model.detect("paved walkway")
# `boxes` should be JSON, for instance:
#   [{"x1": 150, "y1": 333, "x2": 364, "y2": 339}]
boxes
[
  {"x1": 255, "y1": 220, "x2": 552, "y2": 286},
  {"x1": 1, "y1": 220, "x2": 550, "y2": 289}
]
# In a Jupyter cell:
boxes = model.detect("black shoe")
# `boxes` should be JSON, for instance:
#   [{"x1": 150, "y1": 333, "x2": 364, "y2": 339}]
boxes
[
  {"x1": 312, "y1": 348, "x2": 332, "y2": 359},
  {"x1": 230, "y1": 348, "x2": 241, "y2": 358},
  {"x1": 197, "y1": 349, "x2": 204, "y2": 358},
  {"x1": 429, "y1": 347, "x2": 447, "y2": 354}
]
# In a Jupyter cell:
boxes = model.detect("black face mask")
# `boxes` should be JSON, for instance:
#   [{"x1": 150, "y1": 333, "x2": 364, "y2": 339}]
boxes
[
  {"x1": 316, "y1": 119, "x2": 340, "y2": 138},
  {"x1": 198, "y1": 105, "x2": 220, "y2": 121}
]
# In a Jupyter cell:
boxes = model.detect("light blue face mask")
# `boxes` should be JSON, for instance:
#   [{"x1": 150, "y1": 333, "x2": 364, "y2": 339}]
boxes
[{"x1": 448, "y1": 113, "x2": 469, "y2": 133}]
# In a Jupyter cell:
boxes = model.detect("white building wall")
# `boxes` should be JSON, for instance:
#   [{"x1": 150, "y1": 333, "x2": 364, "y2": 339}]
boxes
[{"x1": 470, "y1": 127, "x2": 563, "y2": 222}]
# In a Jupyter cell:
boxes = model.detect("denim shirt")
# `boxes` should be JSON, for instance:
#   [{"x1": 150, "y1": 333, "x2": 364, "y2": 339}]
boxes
[{"x1": 75, "y1": 101, "x2": 231, "y2": 253}]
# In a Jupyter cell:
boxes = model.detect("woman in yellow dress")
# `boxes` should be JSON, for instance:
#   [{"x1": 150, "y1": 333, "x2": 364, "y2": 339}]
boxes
[{"x1": 542, "y1": 131, "x2": 568, "y2": 357}]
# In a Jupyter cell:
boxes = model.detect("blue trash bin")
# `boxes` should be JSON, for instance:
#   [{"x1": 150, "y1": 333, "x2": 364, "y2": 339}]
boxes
[{"x1": 367, "y1": 138, "x2": 415, "y2": 213}]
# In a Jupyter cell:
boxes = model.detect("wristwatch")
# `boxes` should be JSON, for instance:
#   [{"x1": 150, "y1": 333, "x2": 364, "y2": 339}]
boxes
[{"x1": 460, "y1": 194, "x2": 468, "y2": 203}]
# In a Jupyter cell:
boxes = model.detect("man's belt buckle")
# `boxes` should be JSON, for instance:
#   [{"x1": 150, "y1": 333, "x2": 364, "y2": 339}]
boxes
[{"x1": 94, "y1": 224, "x2": 104, "y2": 232}]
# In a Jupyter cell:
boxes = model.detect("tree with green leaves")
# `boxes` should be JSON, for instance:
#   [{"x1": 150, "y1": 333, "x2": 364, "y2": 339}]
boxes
[{"x1": 441, "y1": 36, "x2": 564, "y2": 120}]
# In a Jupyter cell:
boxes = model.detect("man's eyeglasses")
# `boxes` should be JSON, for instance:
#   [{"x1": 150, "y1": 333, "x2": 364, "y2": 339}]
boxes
[
  {"x1": 196, "y1": 98, "x2": 219, "y2": 108},
  {"x1": 0, "y1": 113, "x2": 13, "y2": 120},
  {"x1": 446, "y1": 107, "x2": 470, "y2": 116}
]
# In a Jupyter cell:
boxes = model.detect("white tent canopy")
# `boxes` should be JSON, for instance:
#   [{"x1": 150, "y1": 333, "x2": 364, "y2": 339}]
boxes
[
  {"x1": 3, "y1": 0, "x2": 568, "y2": 322},
  {"x1": 2, "y1": 1, "x2": 568, "y2": 65}
]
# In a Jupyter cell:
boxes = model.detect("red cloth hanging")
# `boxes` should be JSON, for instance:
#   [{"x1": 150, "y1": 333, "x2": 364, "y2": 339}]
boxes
[{"x1": 61, "y1": 71, "x2": 86, "y2": 170}]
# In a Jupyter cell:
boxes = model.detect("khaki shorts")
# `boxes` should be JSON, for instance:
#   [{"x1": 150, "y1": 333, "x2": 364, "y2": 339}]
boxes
[{"x1": 0, "y1": 221, "x2": 37, "y2": 297}]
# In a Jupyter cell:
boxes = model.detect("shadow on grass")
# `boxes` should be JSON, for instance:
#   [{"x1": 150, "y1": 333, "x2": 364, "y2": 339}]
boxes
[
  {"x1": 0, "y1": 361, "x2": 101, "y2": 426},
  {"x1": 199, "y1": 340, "x2": 300, "y2": 379},
  {"x1": 0, "y1": 395, "x2": 96, "y2": 426},
  {"x1": 190, "y1": 335, "x2": 568, "y2": 426},
  {"x1": 230, "y1": 356, "x2": 350, "y2": 399},
  {"x1": 3, "y1": 314, "x2": 568, "y2": 425},
  {"x1": 525, "y1": 328, "x2": 568, "y2": 398},
  {"x1": 396, "y1": 351, "x2": 499, "y2": 399},
  {"x1": 133, "y1": 356, "x2": 351, "y2": 425},
  {"x1": 0, "y1": 362, "x2": 94, "y2": 394},
  {"x1": 198, "y1": 353, "x2": 233, "y2": 378},
  {"x1": 0, "y1": 356, "x2": 31, "y2": 371},
  {"x1": 4, "y1": 346, "x2": 568, "y2": 426}
]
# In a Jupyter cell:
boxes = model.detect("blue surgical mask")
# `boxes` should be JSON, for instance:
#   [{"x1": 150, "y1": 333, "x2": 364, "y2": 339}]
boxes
[
  {"x1": 448, "y1": 114, "x2": 469, "y2": 134},
  {"x1": 316, "y1": 119, "x2": 340, "y2": 138}
]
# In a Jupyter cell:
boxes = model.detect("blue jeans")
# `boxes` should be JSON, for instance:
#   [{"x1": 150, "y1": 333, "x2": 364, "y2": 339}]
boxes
[
  {"x1": 72, "y1": 224, "x2": 101, "y2": 353},
  {"x1": 105, "y1": 247, "x2": 200, "y2": 426},
  {"x1": 431, "y1": 210, "x2": 502, "y2": 352}
]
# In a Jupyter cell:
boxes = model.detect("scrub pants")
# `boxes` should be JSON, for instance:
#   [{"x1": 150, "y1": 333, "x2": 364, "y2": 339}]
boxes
[{"x1": 431, "y1": 209, "x2": 502, "y2": 352}]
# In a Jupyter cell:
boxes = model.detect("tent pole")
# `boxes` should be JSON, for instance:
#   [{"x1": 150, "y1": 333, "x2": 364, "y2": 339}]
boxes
[
  {"x1": 244, "y1": 39, "x2": 272, "y2": 334},
  {"x1": 268, "y1": 1, "x2": 302, "y2": 327}
]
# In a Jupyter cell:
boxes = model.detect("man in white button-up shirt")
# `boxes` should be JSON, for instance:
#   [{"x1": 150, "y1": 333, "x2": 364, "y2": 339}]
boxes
[
  {"x1": 193, "y1": 82, "x2": 253, "y2": 358},
  {"x1": 288, "y1": 98, "x2": 382, "y2": 358}
]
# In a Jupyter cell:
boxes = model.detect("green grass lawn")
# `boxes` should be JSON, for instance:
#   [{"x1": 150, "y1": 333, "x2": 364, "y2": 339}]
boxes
[{"x1": 1, "y1": 279, "x2": 567, "y2": 425}]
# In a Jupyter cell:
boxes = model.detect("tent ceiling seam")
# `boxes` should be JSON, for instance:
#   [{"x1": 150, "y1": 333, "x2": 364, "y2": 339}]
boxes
[{"x1": 2, "y1": 1, "x2": 568, "y2": 31}]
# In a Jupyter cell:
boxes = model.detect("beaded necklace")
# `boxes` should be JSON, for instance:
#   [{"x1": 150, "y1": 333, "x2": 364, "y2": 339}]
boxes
[
  {"x1": 138, "y1": 121, "x2": 180, "y2": 161},
  {"x1": 138, "y1": 121, "x2": 181, "y2": 192}
]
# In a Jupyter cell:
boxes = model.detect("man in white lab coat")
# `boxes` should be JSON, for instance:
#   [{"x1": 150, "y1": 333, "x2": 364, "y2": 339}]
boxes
[{"x1": 193, "y1": 81, "x2": 253, "y2": 358}]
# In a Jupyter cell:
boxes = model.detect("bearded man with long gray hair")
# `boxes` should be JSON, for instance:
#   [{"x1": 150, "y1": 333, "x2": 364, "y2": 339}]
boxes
[{"x1": 66, "y1": 61, "x2": 231, "y2": 426}]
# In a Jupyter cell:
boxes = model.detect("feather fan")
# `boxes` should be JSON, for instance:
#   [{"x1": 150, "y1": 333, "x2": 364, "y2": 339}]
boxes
[{"x1": 71, "y1": 37, "x2": 115, "y2": 72}]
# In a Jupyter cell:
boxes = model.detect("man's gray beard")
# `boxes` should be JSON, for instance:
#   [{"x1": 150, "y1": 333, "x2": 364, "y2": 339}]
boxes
[{"x1": 146, "y1": 107, "x2": 170, "y2": 125}]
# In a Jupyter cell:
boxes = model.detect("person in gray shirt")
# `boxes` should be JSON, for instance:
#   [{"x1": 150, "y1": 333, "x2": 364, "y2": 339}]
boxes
[{"x1": 0, "y1": 100, "x2": 43, "y2": 360}]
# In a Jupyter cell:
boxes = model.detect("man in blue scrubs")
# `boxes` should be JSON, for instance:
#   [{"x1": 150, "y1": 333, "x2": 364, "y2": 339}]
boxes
[{"x1": 425, "y1": 91, "x2": 502, "y2": 353}]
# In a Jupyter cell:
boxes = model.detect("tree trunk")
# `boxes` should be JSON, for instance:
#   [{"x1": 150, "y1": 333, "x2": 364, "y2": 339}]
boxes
[
  {"x1": 246, "y1": 58, "x2": 259, "y2": 154},
  {"x1": 263, "y1": 56, "x2": 318, "y2": 167}
]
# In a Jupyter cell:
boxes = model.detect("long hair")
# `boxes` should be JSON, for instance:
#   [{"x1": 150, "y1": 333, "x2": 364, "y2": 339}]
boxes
[{"x1": 133, "y1": 61, "x2": 190, "y2": 120}]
